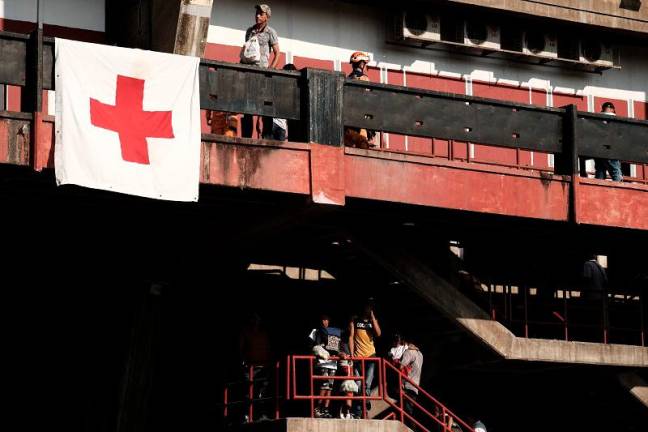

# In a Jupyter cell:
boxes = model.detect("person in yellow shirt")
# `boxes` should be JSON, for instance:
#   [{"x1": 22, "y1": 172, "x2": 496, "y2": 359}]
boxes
[{"x1": 348, "y1": 300, "x2": 381, "y2": 418}]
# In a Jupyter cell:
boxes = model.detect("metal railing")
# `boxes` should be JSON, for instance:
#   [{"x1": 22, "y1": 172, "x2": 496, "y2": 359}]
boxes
[
  {"x1": 2, "y1": 29, "x2": 648, "y2": 173},
  {"x1": 222, "y1": 355, "x2": 475, "y2": 431},
  {"x1": 290, "y1": 354, "x2": 383, "y2": 420},
  {"x1": 382, "y1": 360, "x2": 475, "y2": 432},
  {"x1": 470, "y1": 283, "x2": 647, "y2": 346}
]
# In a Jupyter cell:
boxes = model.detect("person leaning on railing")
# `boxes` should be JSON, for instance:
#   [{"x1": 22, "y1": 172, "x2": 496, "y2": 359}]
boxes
[
  {"x1": 594, "y1": 102, "x2": 622, "y2": 182},
  {"x1": 344, "y1": 51, "x2": 376, "y2": 149}
]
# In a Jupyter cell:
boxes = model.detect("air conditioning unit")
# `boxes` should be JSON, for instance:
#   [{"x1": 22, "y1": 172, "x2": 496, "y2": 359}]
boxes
[
  {"x1": 523, "y1": 31, "x2": 557, "y2": 59},
  {"x1": 557, "y1": 35, "x2": 580, "y2": 61},
  {"x1": 464, "y1": 21, "x2": 501, "y2": 50},
  {"x1": 400, "y1": 10, "x2": 441, "y2": 42},
  {"x1": 580, "y1": 40, "x2": 615, "y2": 67}
]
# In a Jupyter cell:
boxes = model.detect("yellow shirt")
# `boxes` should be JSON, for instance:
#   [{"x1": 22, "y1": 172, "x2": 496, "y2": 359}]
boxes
[{"x1": 353, "y1": 318, "x2": 376, "y2": 357}]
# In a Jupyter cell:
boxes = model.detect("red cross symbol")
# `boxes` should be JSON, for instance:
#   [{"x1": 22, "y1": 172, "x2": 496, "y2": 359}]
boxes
[{"x1": 90, "y1": 75, "x2": 174, "y2": 165}]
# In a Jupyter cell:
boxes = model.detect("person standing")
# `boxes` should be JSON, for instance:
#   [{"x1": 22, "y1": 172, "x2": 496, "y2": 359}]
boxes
[
  {"x1": 400, "y1": 340, "x2": 423, "y2": 420},
  {"x1": 240, "y1": 4, "x2": 281, "y2": 138},
  {"x1": 594, "y1": 102, "x2": 622, "y2": 182},
  {"x1": 349, "y1": 300, "x2": 381, "y2": 418},
  {"x1": 308, "y1": 314, "x2": 342, "y2": 418}
]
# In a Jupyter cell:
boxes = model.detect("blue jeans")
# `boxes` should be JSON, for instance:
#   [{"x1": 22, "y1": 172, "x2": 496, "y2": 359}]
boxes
[
  {"x1": 594, "y1": 158, "x2": 622, "y2": 181},
  {"x1": 353, "y1": 360, "x2": 375, "y2": 416}
]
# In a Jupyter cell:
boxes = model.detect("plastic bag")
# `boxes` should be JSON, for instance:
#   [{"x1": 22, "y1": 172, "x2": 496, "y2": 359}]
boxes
[{"x1": 240, "y1": 35, "x2": 261, "y2": 64}]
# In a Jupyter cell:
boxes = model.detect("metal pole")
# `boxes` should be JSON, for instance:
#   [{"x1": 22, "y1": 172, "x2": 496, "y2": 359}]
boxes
[
  {"x1": 248, "y1": 365, "x2": 254, "y2": 423},
  {"x1": 36, "y1": 0, "x2": 43, "y2": 29},
  {"x1": 640, "y1": 287, "x2": 645, "y2": 346},
  {"x1": 524, "y1": 285, "x2": 529, "y2": 338},
  {"x1": 275, "y1": 360, "x2": 280, "y2": 419},
  {"x1": 309, "y1": 358, "x2": 314, "y2": 418},
  {"x1": 399, "y1": 371, "x2": 404, "y2": 423},
  {"x1": 361, "y1": 359, "x2": 367, "y2": 419}
]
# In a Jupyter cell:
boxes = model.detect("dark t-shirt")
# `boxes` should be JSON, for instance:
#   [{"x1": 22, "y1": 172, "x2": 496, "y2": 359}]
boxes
[
  {"x1": 311, "y1": 326, "x2": 342, "y2": 355},
  {"x1": 583, "y1": 260, "x2": 607, "y2": 298}
]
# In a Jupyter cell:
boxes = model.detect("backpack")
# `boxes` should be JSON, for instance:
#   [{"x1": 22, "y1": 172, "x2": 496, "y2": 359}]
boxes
[{"x1": 240, "y1": 35, "x2": 261, "y2": 64}]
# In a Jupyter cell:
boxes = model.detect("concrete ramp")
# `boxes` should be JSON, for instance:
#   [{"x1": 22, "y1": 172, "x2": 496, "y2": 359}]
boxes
[
  {"x1": 355, "y1": 240, "x2": 648, "y2": 368},
  {"x1": 618, "y1": 372, "x2": 648, "y2": 409},
  {"x1": 236, "y1": 418, "x2": 411, "y2": 432}
]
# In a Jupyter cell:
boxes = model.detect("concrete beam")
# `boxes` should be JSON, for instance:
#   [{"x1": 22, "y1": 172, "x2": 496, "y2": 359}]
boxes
[
  {"x1": 445, "y1": 0, "x2": 648, "y2": 35},
  {"x1": 355, "y1": 238, "x2": 648, "y2": 368}
]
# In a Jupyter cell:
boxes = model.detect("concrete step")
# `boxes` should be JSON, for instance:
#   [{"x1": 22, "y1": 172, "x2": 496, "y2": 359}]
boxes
[{"x1": 235, "y1": 417, "x2": 412, "y2": 432}]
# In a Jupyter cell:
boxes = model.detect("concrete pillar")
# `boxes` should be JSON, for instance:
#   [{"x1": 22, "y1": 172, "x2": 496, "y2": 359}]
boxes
[
  {"x1": 107, "y1": 0, "x2": 213, "y2": 57},
  {"x1": 173, "y1": 0, "x2": 213, "y2": 57}
]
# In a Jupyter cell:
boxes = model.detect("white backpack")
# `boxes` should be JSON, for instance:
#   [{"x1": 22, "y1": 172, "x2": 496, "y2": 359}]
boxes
[{"x1": 240, "y1": 35, "x2": 261, "y2": 64}]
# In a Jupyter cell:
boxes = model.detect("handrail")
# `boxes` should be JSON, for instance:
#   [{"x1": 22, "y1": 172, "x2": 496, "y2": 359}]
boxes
[
  {"x1": 2, "y1": 29, "x2": 648, "y2": 168},
  {"x1": 383, "y1": 360, "x2": 475, "y2": 432},
  {"x1": 472, "y1": 281, "x2": 646, "y2": 346},
  {"x1": 291, "y1": 354, "x2": 383, "y2": 419},
  {"x1": 222, "y1": 355, "x2": 476, "y2": 431}
]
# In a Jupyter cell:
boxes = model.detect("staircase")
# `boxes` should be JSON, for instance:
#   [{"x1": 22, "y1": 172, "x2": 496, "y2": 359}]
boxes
[
  {"x1": 352, "y1": 236, "x2": 648, "y2": 368},
  {"x1": 225, "y1": 355, "x2": 475, "y2": 432}
]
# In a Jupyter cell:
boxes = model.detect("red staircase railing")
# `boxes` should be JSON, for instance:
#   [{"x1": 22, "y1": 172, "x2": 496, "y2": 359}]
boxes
[
  {"x1": 382, "y1": 359, "x2": 475, "y2": 432},
  {"x1": 222, "y1": 355, "x2": 475, "y2": 431}
]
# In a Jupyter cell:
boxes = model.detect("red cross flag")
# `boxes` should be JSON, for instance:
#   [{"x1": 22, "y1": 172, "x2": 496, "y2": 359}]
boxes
[{"x1": 54, "y1": 38, "x2": 201, "y2": 202}]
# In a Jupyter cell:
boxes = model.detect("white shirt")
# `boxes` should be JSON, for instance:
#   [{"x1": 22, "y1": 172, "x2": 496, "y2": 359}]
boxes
[{"x1": 388, "y1": 344, "x2": 408, "y2": 361}]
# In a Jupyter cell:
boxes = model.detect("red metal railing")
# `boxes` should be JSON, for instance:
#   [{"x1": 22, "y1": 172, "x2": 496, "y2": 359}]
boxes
[
  {"x1": 222, "y1": 360, "x2": 283, "y2": 423},
  {"x1": 290, "y1": 354, "x2": 383, "y2": 420},
  {"x1": 223, "y1": 355, "x2": 475, "y2": 431},
  {"x1": 382, "y1": 360, "x2": 475, "y2": 432},
  {"x1": 468, "y1": 281, "x2": 646, "y2": 346}
]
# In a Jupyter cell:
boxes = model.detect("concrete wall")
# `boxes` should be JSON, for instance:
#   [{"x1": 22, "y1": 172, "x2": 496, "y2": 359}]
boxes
[
  {"x1": 446, "y1": 0, "x2": 648, "y2": 34},
  {"x1": 0, "y1": 0, "x2": 105, "y2": 31},
  {"x1": 209, "y1": 0, "x2": 648, "y2": 105}
]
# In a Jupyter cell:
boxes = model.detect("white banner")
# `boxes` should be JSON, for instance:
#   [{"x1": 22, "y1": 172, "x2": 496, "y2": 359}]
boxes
[{"x1": 55, "y1": 38, "x2": 201, "y2": 202}]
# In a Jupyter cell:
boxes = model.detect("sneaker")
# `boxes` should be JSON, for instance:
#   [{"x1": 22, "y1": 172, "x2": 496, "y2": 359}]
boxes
[
  {"x1": 321, "y1": 408, "x2": 332, "y2": 418},
  {"x1": 314, "y1": 407, "x2": 324, "y2": 418}
]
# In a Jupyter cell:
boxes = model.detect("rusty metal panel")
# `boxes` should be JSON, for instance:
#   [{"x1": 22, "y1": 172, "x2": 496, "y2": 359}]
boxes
[
  {"x1": 344, "y1": 149, "x2": 570, "y2": 221},
  {"x1": 303, "y1": 69, "x2": 344, "y2": 146},
  {"x1": 201, "y1": 138, "x2": 311, "y2": 193},
  {"x1": 0, "y1": 115, "x2": 31, "y2": 166},
  {"x1": 578, "y1": 179, "x2": 648, "y2": 230},
  {"x1": 577, "y1": 113, "x2": 648, "y2": 164},
  {"x1": 199, "y1": 60, "x2": 301, "y2": 119},
  {"x1": 0, "y1": 32, "x2": 28, "y2": 86},
  {"x1": 344, "y1": 80, "x2": 564, "y2": 152},
  {"x1": 43, "y1": 38, "x2": 54, "y2": 90}
]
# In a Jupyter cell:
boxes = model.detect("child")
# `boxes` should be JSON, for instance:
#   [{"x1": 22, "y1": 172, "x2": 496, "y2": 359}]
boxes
[
  {"x1": 308, "y1": 314, "x2": 342, "y2": 418},
  {"x1": 338, "y1": 343, "x2": 358, "y2": 419}
]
